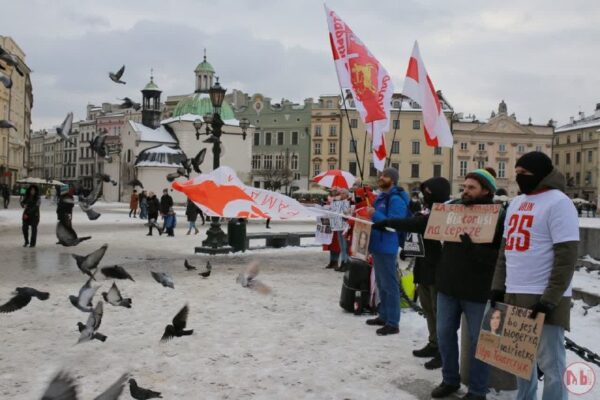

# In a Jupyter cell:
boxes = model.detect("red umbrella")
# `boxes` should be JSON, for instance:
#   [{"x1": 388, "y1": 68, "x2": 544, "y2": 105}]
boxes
[{"x1": 312, "y1": 170, "x2": 356, "y2": 189}]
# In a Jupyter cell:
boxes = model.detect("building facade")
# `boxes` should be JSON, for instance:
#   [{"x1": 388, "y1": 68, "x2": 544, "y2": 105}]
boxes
[
  {"x1": 553, "y1": 104, "x2": 600, "y2": 202},
  {"x1": 234, "y1": 93, "x2": 312, "y2": 192},
  {"x1": 0, "y1": 36, "x2": 33, "y2": 187},
  {"x1": 61, "y1": 122, "x2": 79, "y2": 186},
  {"x1": 29, "y1": 130, "x2": 44, "y2": 179},
  {"x1": 452, "y1": 100, "x2": 554, "y2": 197},
  {"x1": 310, "y1": 95, "x2": 342, "y2": 180}
]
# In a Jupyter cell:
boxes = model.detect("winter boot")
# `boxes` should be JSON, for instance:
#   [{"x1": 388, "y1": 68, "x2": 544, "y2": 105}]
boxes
[
  {"x1": 325, "y1": 261, "x2": 337, "y2": 269},
  {"x1": 186, "y1": 229, "x2": 191, "y2": 235},
  {"x1": 424, "y1": 354, "x2": 442, "y2": 370},
  {"x1": 366, "y1": 317, "x2": 386, "y2": 326},
  {"x1": 431, "y1": 382, "x2": 460, "y2": 398},
  {"x1": 413, "y1": 343, "x2": 439, "y2": 358},
  {"x1": 376, "y1": 325, "x2": 399, "y2": 336},
  {"x1": 195, "y1": 228, "x2": 199, "y2": 234}
]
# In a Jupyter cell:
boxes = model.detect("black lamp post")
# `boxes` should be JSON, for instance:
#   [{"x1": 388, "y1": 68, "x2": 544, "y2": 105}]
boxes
[{"x1": 193, "y1": 78, "x2": 250, "y2": 252}]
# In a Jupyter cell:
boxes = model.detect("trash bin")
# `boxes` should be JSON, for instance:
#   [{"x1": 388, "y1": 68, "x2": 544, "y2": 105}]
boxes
[{"x1": 227, "y1": 218, "x2": 247, "y2": 252}]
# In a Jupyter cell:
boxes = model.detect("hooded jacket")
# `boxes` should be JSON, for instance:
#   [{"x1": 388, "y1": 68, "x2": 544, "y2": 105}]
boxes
[
  {"x1": 491, "y1": 169, "x2": 578, "y2": 330},
  {"x1": 369, "y1": 186, "x2": 410, "y2": 255},
  {"x1": 378, "y1": 177, "x2": 451, "y2": 285}
]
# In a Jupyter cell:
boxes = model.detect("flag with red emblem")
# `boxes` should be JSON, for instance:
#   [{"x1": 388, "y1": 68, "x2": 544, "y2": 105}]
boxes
[
  {"x1": 324, "y1": 5, "x2": 394, "y2": 171},
  {"x1": 402, "y1": 41, "x2": 453, "y2": 147}
]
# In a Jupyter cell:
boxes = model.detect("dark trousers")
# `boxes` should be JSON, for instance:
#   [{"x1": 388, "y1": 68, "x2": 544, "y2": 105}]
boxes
[
  {"x1": 148, "y1": 213, "x2": 159, "y2": 235},
  {"x1": 129, "y1": 208, "x2": 137, "y2": 217},
  {"x1": 3, "y1": 196, "x2": 9, "y2": 208},
  {"x1": 418, "y1": 283, "x2": 438, "y2": 347},
  {"x1": 22, "y1": 222, "x2": 38, "y2": 246}
]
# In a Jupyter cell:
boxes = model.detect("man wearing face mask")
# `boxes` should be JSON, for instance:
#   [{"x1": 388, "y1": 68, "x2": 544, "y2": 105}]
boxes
[
  {"x1": 430, "y1": 168, "x2": 505, "y2": 400},
  {"x1": 490, "y1": 152, "x2": 578, "y2": 400},
  {"x1": 366, "y1": 167, "x2": 410, "y2": 336},
  {"x1": 372, "y1": 177, "x2": 451, "y2": 370}
]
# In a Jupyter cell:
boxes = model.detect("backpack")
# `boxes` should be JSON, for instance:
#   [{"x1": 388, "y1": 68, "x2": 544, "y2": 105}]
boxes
[{"x1": 385, "y1": 187, "x2": 412, "y2": 247}]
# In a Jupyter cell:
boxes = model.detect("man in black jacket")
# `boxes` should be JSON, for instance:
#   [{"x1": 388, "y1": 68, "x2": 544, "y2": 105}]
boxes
[
  {"x1": 160, "y1": 188, "x2": 173, "y2": 230},
  {"x1": 373, "y1": 177, "x2": 450, "y2": 370},
  {"x1": 146, "y1": 191, "x2": 162, "y2": 236}
]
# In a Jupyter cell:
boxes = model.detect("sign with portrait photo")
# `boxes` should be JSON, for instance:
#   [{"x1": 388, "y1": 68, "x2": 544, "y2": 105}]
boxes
[
  {"x1": 351, "y1": 220, "x2": 371, "y2": 261},
  {"x1": 402, "y1": 232, "x2": 425, "y2": 258},
  {"x1": 315, "y1": 217, "x2": 333, "y2": 245},
  {"x1": 475, "y1": 302, "x2": 545, "y2": 380},
  {"x1": 424, "y1": 203, "x2": 501, "y2": 243}
]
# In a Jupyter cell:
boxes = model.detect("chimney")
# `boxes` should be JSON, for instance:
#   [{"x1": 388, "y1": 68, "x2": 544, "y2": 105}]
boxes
[
  {"x1": 596, "y1": 103, "x2": 600, "y2": 111},
  {"x1": 570, "y1": 116, "x2": 575, "y2": 124},
  {"x1": 579, "y1": 111, "x2": 585, "y2": 119}
]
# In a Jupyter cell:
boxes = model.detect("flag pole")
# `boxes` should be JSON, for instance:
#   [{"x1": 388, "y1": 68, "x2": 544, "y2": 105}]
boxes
[
  {"x1": 361, "y1": 126, "x2": 369, "y2": 182},
  {"x1": 386, "y1": 97, "x2": 403, "y2": 167},
  {"x1": 339, "y1": 89, "x2": 364, "y2": 181}
]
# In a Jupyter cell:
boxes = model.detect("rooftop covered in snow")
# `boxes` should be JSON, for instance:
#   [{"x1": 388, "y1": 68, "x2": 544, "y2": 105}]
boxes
[{"x1": 129, "y1": 120, "x2": 177, "y2": 144}]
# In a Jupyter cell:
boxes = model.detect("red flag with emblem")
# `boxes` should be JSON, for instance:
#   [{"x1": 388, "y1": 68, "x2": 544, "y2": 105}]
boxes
[{"x1": 324, "y1": 5, "x2": 394, "y2": 171}]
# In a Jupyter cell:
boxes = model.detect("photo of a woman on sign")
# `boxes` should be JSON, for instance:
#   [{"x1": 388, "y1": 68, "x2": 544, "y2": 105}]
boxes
[
  {"x1": 351, "y1": 220, "x2": 371, "y2": 261},
  {"x1": 481, "y1": 303, "x2": 506, "y2": 336}
]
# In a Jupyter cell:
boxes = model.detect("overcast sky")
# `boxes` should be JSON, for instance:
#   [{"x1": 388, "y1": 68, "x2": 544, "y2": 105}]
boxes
[{"x1": 3, "y1": 0, "x2": 600, "y2": 130}]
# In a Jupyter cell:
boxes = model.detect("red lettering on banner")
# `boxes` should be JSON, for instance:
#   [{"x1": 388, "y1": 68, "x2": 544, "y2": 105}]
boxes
[{"x1": 260, "y1": 195, "x2": 278, "y2": 209}]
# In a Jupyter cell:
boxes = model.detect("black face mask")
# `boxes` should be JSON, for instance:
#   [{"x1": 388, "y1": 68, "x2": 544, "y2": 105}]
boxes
[{"x1": 516, "y1": 174, "x2": 541, "y2": 194}]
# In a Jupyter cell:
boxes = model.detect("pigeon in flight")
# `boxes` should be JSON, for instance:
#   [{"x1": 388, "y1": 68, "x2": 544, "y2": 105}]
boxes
[
  {"x1": 199, "y1": 261, "x2": 212, "y2": 278},
  {"x1": 151, "y1": 271, "x2": 174, "y2": 289},
  {"x1": 0, "y1": 45, "x2": 24, "y2": 76},
  {"x1": 90, "y1": 133, "x2": 108, "y2": 158},
  {"x1": 184, "y1": 259, "x2": 196, "y2": 270},
  {"x1": 109, "y1": 65, "x2": 126, "y2": 84},
  {"x1": 79, "y1": 201, "x2": 101, "y2": 221},
  {"x1": 56, "y1": 221, "x2": 92, "y2": 247},
  {"x1": 77, "y1": 301, "x2": 103, "y2": 343},
  {"x1": 236, "y1": 261, "x2": 271, "y2": 294},
  {"x1": 39, "y1": 371, "x2": 78, "y2": 400},
  {"x1": 56, "y1": 112, "x2": 75, "y2": 144},
  {"x1": 128, "y1": 179, "x2": 144, "y2": 189},
  {"x1": 101, "y1": 265, "x2": 135, "y2": 281},
  {"x1": 77, "y1": 322, "x2": 107, "y2": 342},
  {"x1": 0, "y1": 70, "x2": 12, "y2": 89},
  {"x1": 96, "y1": 173, "x2": 117, "y2": 186},
  {"x1": 0, "y1": 120, "x2": 17, "y2": 130},
  {"x1": 128, "y1": 378, "x2": 162, "y2": 399},
  {"x1": 161, "y1": 304, "x2": 194, "y2": 342},
  {"x1": 72, "y1": 244, "x2": 108, "y2": 280},
  {"x1": 102, "y1": 282, "x2": 132, "y2": 308},
  {"x1": 166, "y1": 167, "x2": 188, "y2": 182},
  {"x1": 119, "y1": 97, "x2": 141, "y2": 111},
  {"x1": 0, "y1": 287, "x2": 49, "y2": 313},
  {"x1": 69, "y1": 278, "x2": 100, "y2": 313},
  {"x1": 191, "y1": 148, "x2": 207, "y2": 173},
  {"x1": 93, "y1": 373, "x2": 129, "y2": 400}
]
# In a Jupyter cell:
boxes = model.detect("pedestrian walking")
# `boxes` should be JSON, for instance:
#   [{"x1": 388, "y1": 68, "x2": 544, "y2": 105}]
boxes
[
  {"x1": 139, "y1": 190, "x2": 148, "y2": 220},
  {"x1": 592, "y1": 201, "x2": 597, "y2": 218},
  {"x1": 185, "y1": 198, "x2": 200, "y2": 235},
  {"x1": 129, "y1": 190, "x2": 139, "y2": 218},
  {"x1": 373, "y1": 176, "x2": 451, "y2": 369},
  {"x1": 160, "y1": 188, "x2": 173, "y2": 229},
  {"x1": 366, "y1": 167, "x2": 410, "y2": 336},
  {"x1": 1, "y1": 183, "x2": 10, "y2": 209},
  {"x1": 429, "y1": 169, "x2": 505, "y2": 400},
  {"x1": 20, "y1": 184, "x2": 41, "y2": 247},
  {"x1": 164, "y1": 207, "x2": 177, "y2": 237},
  {"x1": 491, "y1": 152, "x2": 579, "y2": 400},
  {"x1": 146, "y1": 191, "x2": 162, "y2": 236}
]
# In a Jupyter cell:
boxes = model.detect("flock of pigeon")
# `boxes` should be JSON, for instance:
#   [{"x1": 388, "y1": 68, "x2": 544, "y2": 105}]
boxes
[{"x1": 1, "y1": 238, "x2": 271, "y2": 398}]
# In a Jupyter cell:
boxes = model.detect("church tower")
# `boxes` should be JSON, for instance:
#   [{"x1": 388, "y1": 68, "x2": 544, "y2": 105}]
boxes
[
  {"x1": 194, "y1": 49, "x2": 215, "y2": 93},
  {"x1": 141, "y1": 70, "x2": 162, "y2": 129}
]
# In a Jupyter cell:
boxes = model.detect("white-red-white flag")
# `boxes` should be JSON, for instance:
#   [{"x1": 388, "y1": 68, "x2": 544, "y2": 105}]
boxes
[
  {"x1": 402, "y1": 41, "x2": 453, "y2": 147},
  {"x1": 324, "y1": 5, "x2": 394, "y2": 171}
]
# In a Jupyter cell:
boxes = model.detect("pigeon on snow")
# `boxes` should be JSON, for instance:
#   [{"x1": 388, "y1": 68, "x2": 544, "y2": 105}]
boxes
[
  {"x1": 77, "y1": 321, "x2": 107, "y2": 342},
  {"x1": 128, "y1": 378, "x2": 162, "y2": 399},
  {"x1": 56, "y1": 221, "x2": 92, "y2": 246},
  {"x1": 160, "y1": 304, "x2": 193, "y2": 342},
  {"x1": 39, "y1": 370, "x2": 129, "y2": 400},
  {"x1": 0, "y1": 287, "x2": 49, "y2": 313},
  {"x1": 69, "y1": 278, "x2": 100, "y2": 313},
  {"x1": 236, "y1": 261, "x2": 271, "y2": 294},
  {"x1": 199, "y1": 260, "x2": 212, "y2": 278},
  {"x1": 72, "y1": 244, "x2": 108, "y2": 280},
  {"x1": 151, "y1": 271, "x2": 173, "y2": 289},
  {"x1": 77, "y1": 301, "x2": 104, "y2": 343},
  {"x1": 101, "y1": 265, "x2": 135, "y2": 281},
  {"x1": 184, "y1": 259, "x2": 196, "y2": 270},
  {"x1": 102, "y1": 282, "x2": 132, "y2": 308}
]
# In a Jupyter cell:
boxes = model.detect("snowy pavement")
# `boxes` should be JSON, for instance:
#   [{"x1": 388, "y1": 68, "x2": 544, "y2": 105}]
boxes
[{"x1": 0, "y1": 200, "x2": 599, "y2": 399}]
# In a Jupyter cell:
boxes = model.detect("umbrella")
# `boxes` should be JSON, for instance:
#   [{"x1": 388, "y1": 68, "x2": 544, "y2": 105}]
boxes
[
  {"x1": 312, "y1": 170, "x2": 356, "y2": 189},
  {"x1": 572, "y1": 198, "x2": 589, "y2": 204}
]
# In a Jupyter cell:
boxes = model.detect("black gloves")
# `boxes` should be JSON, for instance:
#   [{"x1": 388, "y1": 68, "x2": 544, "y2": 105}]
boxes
[
  {"x1": 459, "y1": 233, "x2": 473, "y2": 248},
  {"x1": 372, "y1": 220, "x2": 388, "y2": 231},
  {"x1": 529, "y1": 301, "x2": 555, "y2": 319},
  {"x1": 489, "y1": 290, "x2": 505, "y2": 308}
]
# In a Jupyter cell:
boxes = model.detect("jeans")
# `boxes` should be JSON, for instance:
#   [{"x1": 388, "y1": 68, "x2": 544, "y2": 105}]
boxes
[
  {"x1": 516, "y1": 324, "x2": 567, "y2": 400},
  {"x1": 437, "y1": 292, "x2": 489, "y2": 396},
  {"x1": 372, "y1": 252, "x2": 401, "y2": 328},
  {"x1": 337, "y1": 231, "x2": 349, "y2": 264},
  {"x1": 188, "y1": 221, "x2": 197, "y2": 231},
  {"x1": 139, "y1": 204, "x2": 147, "y2": 219}
]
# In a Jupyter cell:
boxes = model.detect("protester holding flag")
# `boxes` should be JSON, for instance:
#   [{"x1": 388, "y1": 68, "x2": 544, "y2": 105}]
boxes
[
  {"x1": 372, "y1": 177, "x2": 451, "y2": 369},
  {"x1": 430, "y1": 169, "x2": 504, "y2": 399},
  {"x1": 491, "y1": 152, "x2": 578, "y2": 400},
  {"x1": 366, "y1": 167, "x2": 409, "y2": 336}
]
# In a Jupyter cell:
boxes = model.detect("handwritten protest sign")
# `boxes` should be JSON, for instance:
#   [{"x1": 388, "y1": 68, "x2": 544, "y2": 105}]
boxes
[
  {"x1": 351, "y1": 220, "x2": 371, "y2": 261},
  {"x1": 475, "y1": 302, "x2": 545, "y2": 380},
  {"x1": 424, "y1": 203, "x2": 501, "y2": 243},
  {"x1": 315, "y1": 217, "x2": 333, "y2": 245}
]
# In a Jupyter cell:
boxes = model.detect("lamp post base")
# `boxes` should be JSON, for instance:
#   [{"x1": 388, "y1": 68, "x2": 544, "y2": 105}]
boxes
[
  {"x1": 195, "y1": 245, "x2": 233, "y2": 255},
  {"x1": 201, "y1": 217, "x2": 228, "y2": 248}
]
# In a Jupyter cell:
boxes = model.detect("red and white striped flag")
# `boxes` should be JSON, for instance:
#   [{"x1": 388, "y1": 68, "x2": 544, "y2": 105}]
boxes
[
  {"x1": 402, "y1": 41, "x2": 453, "y2": 147},
  {"x1": 324, "y1": 5, "x2": 394, "y2": 171}
]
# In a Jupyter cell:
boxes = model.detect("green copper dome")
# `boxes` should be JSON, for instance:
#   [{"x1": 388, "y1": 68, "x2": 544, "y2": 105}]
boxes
[
  {"x1": 172, "y1": 92, "x2": 235, "y2": 120},
  {"x1": 195, "y1": 59, "x2": 215, "y2": 74},
  {"x1": 143, "y1": 76, "x2": 160, "y2": 91}
]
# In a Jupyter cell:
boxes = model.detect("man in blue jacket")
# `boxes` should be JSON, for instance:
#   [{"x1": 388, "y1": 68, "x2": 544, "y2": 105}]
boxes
[{"x1": 367, "y1": 167, "x2": 410, "y2": 335}]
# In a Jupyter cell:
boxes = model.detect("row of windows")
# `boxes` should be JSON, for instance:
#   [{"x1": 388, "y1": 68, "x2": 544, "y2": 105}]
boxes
[
  {"x1": 555, "y1": 131, "x2": 595, "y2": 145},
  {"x1": 251, "y1": 154, "x2": 299, "y2": 170},
  {"x1": 555, "y1": 150, "x2": 593, "y2": 165},
  {"x1": 313, "y1": 162, "x2": 442, "y2": 179},
  {"x1": 458, "y1": 161, "x2": 507, "y2": 178},
  {"x1": 253, "y1": 131, "x2": 299, "y2": 146},
  {"x1": 459, "y1": 142, "x2": 543, "y2": 153},
  {"x1": 313, "y1": 142, "x2": 337, "y2": 155},
  {"x1": 318, "y1": 119, "x2": 421, "y2": 134},
  {"x1": 565, "y1": 171, "x2": 593, "y2": 186}
]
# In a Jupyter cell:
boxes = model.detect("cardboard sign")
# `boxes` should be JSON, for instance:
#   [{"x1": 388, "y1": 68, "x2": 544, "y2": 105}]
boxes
[
  {"x1": 424, "y1": 203, "x2": 501, "y2": 243},
  {"x1": 475, "y1": 302, "x2": 545, "y2": 380},
  {"x1": 403, "y1": 232, "x2": 425, "y2": 257},
  {"x1": 315, "y1": 217, "x2": 333, "y2": 245},
  {"x1": 351, "y1": 220, "x2": 371, "y2": 261}
]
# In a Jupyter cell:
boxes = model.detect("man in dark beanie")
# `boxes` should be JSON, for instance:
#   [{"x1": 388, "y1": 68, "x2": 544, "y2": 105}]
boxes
[
  {"x1": 366, "y1": 166, "x2": 410, "y2": 336},
  {"x1": 491, "y1": 152, "x2": 578, "y2": 399}
]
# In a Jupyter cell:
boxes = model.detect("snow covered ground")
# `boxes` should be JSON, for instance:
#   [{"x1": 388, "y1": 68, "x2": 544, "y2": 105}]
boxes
[{"x1": 0, "y1": 199, "x2": 599, "y2": 399}]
